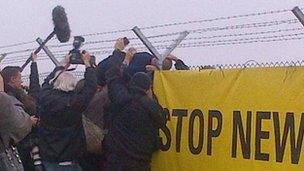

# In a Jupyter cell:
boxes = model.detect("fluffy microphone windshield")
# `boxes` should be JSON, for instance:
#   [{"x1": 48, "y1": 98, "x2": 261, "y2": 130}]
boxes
[{"x1": 52, "y1": 5, "x2": 71, "y2": 43}]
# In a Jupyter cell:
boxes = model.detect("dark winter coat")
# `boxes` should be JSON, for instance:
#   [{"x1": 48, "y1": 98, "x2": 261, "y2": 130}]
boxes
[
  {"x1": 37, "y1": 66, "x2": 97, "y2": 162},
  {"x1": 96, "y1": 50, "x2": 125, "y2": 86},
  {"x1": 103, "y1": 64, "x2": 166, "y2": 163}
]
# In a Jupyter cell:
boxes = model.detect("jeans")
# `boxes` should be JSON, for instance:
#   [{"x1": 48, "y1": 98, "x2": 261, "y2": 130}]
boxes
[{"x1": 43, "y1": 161, "x2": 82, "y2": 171}]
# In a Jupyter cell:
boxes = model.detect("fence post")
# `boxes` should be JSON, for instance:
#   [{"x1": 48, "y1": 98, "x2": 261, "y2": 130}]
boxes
[
  {"x1": 132, "y1": 26, "x2": 188, "y2": 69},
  {"x1": 292, "y1": 7, "x2": 304, "y2": 26},
  {"x1": 36, "y1": 37, "x2": 60, "y2": 66},
  {"x1": 0, "y1": 53, "x2": 7, "y2": 63},
  {"x1": 161, "y1": 31, "x2": 189, "y2": 59}
]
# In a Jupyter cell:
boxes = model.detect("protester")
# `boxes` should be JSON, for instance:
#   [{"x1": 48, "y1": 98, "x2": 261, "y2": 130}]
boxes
[
  {"x1": 0, "y1": 71, "x2": 34, "y2": 171},
  {"x1": 161, "y1": 54, "x2": 189, "y2": 70},
  {"x1": 37, "y1": 51, "x2": 97, "y2": 171},
  {"x1": 103, "y1": 49, "x2": 167, "y2": 170},
  {"x1": 74, "y1": 79, "x2": 105, "y2": 171},
  {"x1": 96, "y1": 38, "x2": 127, "y2": 87},
  {"x1": 1, "y1": 53, "x2": 40, "y2": 171}
]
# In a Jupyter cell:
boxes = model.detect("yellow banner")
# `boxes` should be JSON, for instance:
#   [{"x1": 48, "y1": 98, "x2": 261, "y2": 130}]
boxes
[{"x1": 151, "y1": 67, "x2": 304, "y2": 171}]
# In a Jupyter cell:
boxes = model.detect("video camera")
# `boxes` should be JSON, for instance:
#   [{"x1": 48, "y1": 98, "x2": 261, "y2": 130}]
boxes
[{"x1": 69, "y1": 36, "x2": 96, "y2": 65}]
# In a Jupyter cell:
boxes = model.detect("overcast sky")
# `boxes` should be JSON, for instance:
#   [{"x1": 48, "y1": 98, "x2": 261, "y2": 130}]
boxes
[{"x1": 1, "y1": 0, "x2": 304, "y2": 74}]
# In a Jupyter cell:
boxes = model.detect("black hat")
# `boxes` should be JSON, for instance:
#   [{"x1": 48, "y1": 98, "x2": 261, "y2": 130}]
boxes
[{"x1": 129, "y1": 72, "x2": 151, "y2": 91}]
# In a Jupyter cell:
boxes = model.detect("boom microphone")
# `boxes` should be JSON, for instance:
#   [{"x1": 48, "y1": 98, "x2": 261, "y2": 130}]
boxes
[
  {"x1": 21, "y1": 5, "x2": 71, "y2": 71},
  {"x1": 52, "y1": 5, "x2": 70, "y2": 42}
]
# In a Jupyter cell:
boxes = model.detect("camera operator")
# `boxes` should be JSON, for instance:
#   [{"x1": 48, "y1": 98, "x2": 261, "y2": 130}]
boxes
[
  {"x1": 37, "y1": 51, "x2": 97, "y2": 171},
  {"x1": 0, "y1": 71, "x2": 34, "y2": 171}
]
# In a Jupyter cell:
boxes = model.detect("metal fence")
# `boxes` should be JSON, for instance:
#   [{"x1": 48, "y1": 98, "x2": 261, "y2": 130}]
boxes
[{"x1": 20, "y1": 59, "x2": 304, "y2": 84}]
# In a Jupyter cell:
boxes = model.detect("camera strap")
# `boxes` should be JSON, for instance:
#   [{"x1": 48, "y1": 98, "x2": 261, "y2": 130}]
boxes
[{"x1": 51, "y1": 68, "x2": 76, "y2": 85}]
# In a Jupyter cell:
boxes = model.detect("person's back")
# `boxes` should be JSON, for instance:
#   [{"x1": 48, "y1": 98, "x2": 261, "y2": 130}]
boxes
[
  {"x1": 103, "y1": 58, "x2": 166, "y2": 170},
  {"x1": 39, "y1": 89, "x2": 87, "y2": 161},
  {"x1": 38, "y1": 52, "x2": 97, "y2": 170},
  {"x1": 104, "y1": 90, "x2": 162, "y2": 160}
]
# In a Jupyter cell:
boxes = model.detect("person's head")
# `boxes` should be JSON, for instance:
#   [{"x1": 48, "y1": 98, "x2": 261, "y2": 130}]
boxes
[
  {"x1": 162, "y1": 58, "x2": 173, "y2": 70},
  {"x1": 129, "y1": 72, "x2": 152, "y2": 96},
  {"x1": 53, "y1": 71, "x2": 77, "y2": 92},
  {"x1": 150, "y1": 57, "x2": 159, "y2": 67},
  {"x1": 128, "y1": 52, "x2": 153, "y2": 75},
  {"x1": 1, "y1": 66, "x2": 23, "y2": 89}
]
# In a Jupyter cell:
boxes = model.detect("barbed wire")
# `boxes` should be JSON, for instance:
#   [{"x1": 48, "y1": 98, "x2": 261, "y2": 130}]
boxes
[
  {"x1": 177, "y1": 36, "x2": 304, "y2": 48},
  {"x1": 181, "y1": 32, "x2": 304, "y2": 44},
  {"x1": 0, "y1": 6, "x2": 299, "y2": 51},
  {"x1": 2, "y1": 17, "x2": 299, "y2": 57},
  {"x1": 3, "y1": 34, "x2": 304, "y2": 64},
  {"x1": 19, "y1": 59, "x2": 304, "y2": 84},
  {"x1": 0, "y1": 40, "x2": 36, "y2": 49},
  {"x1": 4, "y1": 48, "x2": 37, "y2": 56},
  {"x1": 1, "y1": 50, "x2": 116, "y2": 65},
  {"x1": 190, "y1": 19, "x2": 298, "y2": 33},
  {"x1": 46, "y1": 32, "x2": 184, "y2": 49},
  {"x1": 140, "y1": 9, "x2": 292, "y2": 30},
  {"x1": 3, "y1": 35, "x2": 304, "y2": 64},
  {"x1": 50, "y1": 8, "x2": 292, "y2": 39},
  {"x1": 191, "y1": 27, "x2": 304, "y2": 39},
  {"x1": 1, "y1": 17, "x2": 303, "y2": 64}
]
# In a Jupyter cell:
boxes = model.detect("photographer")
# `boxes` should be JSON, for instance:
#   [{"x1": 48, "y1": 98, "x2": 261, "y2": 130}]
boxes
[
  {"x1": 0, "y1": 71, "x2": 34, "y2": 171},
  {"x1": 37, "y1": 51, "x2": 97, "y2": 171}
]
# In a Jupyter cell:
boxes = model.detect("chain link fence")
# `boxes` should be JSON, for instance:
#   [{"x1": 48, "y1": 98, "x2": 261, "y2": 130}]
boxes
[{"x1": 20, "y1": 59, "x2": 304, "y2": 84}]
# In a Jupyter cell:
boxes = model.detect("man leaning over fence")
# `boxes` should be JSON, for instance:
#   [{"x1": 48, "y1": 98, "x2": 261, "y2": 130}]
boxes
[{"x1": 102, "y1": 48, "x2": 167, "y2": 170}]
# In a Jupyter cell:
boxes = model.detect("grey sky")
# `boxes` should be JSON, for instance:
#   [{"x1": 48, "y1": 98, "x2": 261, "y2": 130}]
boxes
[{"x1": 1, "y1": 0, "x2": 304, "y2": 74}]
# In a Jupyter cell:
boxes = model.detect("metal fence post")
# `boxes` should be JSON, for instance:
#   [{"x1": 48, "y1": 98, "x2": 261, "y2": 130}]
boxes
[
  {"x1": 161, "y1": 31, "x2": 189, "y2": 59},
  {"x1": 0, "y1": 53, "x2": 7, "y2": 63},
  {"x1": 292, "y1": 7, "x2": 304, "y2": 26},
  {"x1": 36, "y1": 37, "x2": 60, "y2": 66},
  {"x1": 132, "y1": 26, "x2": 188, "y2": 69}
]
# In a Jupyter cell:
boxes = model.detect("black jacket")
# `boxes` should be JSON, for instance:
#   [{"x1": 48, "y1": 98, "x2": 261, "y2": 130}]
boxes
[
  {"x1": 103, "y1": 65, "x2": 166, "y2": 162},
  {"x1": 38, "y1": 66, "x2": 97, "y2": 162},
  {"x1": 96, "y1": 50, "x2": 125, "y2": 86},
  {"x1": 28, "y1": 62, "x2": 41, "y2": 101}
]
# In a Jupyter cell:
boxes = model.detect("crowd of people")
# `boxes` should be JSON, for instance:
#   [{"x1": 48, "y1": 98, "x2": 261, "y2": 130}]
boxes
[{"x1": 0, "y1": 38, "x2": 189, "y2": 171}]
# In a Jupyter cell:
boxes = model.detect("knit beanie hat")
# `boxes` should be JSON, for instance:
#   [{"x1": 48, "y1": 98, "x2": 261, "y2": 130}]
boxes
[{"x1": 129, "y1": 72, "x2": 151, "y2": 91}]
